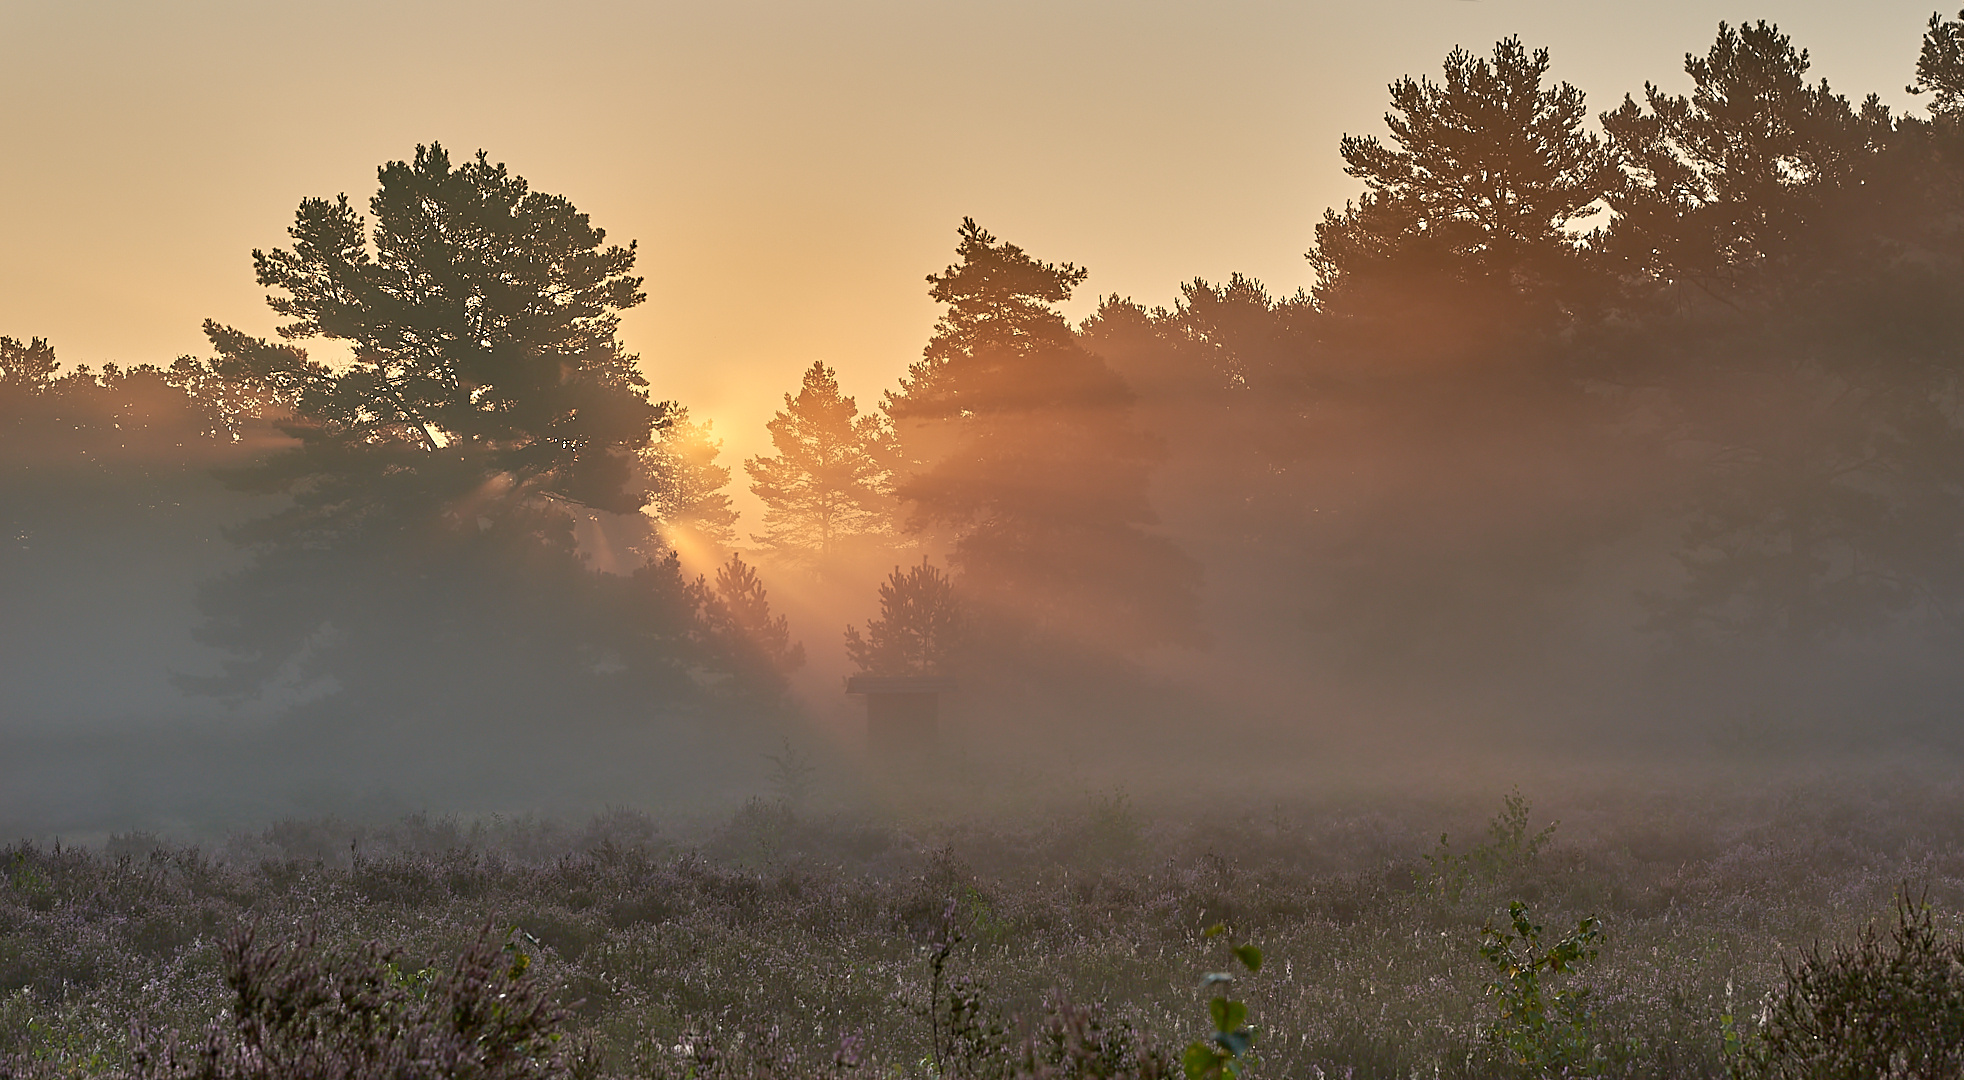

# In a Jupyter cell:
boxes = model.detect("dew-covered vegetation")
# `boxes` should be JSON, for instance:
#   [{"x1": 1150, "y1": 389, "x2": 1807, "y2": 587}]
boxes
[{"x1": 7, "y1": 775, "x2": 1964, "y2": 1078}]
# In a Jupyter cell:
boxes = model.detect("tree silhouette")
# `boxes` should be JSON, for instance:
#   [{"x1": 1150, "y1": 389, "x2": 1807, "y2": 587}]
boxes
[
  {"x1": 1599, "y1": 21, "x2": 1891, "y2": 284},
  {"x1": 0, "y1": 336, "x2": 57, "y2": 392},
  {"x1": 1630, "y1": 138, "x2": 1964, "y2": 643},
  {"x1": 887, "y1": 220, "x2": 1203, "y2": 654},
  {"x1": 205, "y1": 143, "x2": 660, "y2": 512},
  {"x1": 1574, "y1": 21, "x2": 1964, "y2": 649},
  {"x1": 1, "y1": 339, "x2": 272, "y2": 469},
  {"x1": 745, "y1": 360, "x2": 895, "y2": 567},
  {"x1": 703, "y1": 552, "x2": 805, "y2": 699},
  {"x1": 1311, "y1": 37, "x2": 1615, "y2": 309},
  {"x1": 189, "y1": 144, "x2": 681, "y2": 714},
  {"x1": 0, "y1": 337, "x2": 288, "y2": 729},
  {"x1": 844, "y1": 558, "x2": 961, "y2": 676},
  {"x1": 644, "y1": 406, "x2": 739, "y2": 547},
  {"x1": 1911, "y1": 10, "x2": 1964, "y2": 115}
]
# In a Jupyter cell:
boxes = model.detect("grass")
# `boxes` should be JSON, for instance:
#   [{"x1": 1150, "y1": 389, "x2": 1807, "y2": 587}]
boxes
[{"x1": 4, "y1": 767, "x2": 1964, "y2": 1078}]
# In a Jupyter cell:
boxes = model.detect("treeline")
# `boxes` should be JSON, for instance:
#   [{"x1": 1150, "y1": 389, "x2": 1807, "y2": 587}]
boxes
[
  {"x1": 1093, "y1": 16, "x2": 1964, "y2": 745},
  {"x1": 10, "y1": 16, "x2": 1964, "y2": 756}
]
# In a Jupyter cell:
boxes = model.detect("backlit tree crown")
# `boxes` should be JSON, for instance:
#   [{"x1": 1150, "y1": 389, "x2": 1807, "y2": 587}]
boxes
[
  {"x1": 844, "y1": 558, "x2": 962, "y2": 676},
  {"x1": 207, "y1": 142, "x2": 660, "y2": 512},
  {"x1": 1312, "y1": 37, "x2": 1615, "y2": 300},
  {"x1": 745, "y1": 360, "x2": 895, "y2": 564},
  {"x1": 644, "y1": 407, "x2": 739, "y2": 546},
  {"x1": 890, "y1": 218, "x2": 1092, "y2": 421}
]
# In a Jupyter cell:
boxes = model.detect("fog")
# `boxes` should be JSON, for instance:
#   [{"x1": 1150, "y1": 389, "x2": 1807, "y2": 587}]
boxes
[{"x1": 9, "y1": 20, "x2": 1964, "y2": 843}]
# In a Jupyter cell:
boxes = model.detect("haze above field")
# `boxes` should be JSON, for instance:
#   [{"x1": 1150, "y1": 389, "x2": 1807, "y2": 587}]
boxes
[
  {"x1": 12, "y1": 1, "x2": 1964, "y2": 836},
  {"x1": 0, "y1": 0, "x2": 1939, "y2": 479}
]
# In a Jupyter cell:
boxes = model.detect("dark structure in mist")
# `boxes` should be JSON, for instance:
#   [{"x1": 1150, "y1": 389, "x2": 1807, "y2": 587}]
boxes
[{"x1": 846, "y1": 674, "x2": 957, "y2": 758}]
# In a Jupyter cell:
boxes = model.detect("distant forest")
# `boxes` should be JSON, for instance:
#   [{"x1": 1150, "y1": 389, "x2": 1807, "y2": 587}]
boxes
[{"x1": 11, "y1": 15, "x2": 1964, "y2": 759}]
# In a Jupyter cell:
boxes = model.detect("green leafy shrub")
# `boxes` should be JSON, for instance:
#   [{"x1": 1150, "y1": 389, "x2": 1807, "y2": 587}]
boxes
[
  {"x1": 1731, "y1": 891, "x2": 1964, "y2": 1080},
  {"x1": 1480, "y1": 900, "x2": 1605, "y2": 1076},
  {"x1": 1424, "y1": 788, "x2": 1558, "y2": 902},
  {"x1": 1181, "y1": 925, "x2": 1261, "y2": 1080}
]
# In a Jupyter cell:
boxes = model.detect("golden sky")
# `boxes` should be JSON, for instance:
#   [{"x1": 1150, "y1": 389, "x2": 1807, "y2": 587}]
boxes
[{"x1": 0, "y1": 1, "x2": 1941, "y2": 489}]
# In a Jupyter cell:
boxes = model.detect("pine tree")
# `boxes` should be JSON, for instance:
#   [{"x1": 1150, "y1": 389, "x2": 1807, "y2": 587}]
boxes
[
  {"x1": 643, "y1": 406, "x2": 739, "y2": 546},
  {"x1": 844, "y1": 558, "x2": 961, "y2": 676},
  {"x1": 887, "y1": 219, "x2": 1203, "y2": 653},
  {"x1": 1310, "y1": 37, "x2": 1615, "y2": 309},
  {"x1": 188, "y1": 143, "x2": 678, "y2": 713},
  {"x1": 1599, "y1": 21, "x2": 1892, "y2": 284},
  {"x1": 207, "y1": 143, "x2": 660, "y2": 515},
  {"x1": 1911, "y1": 9, "x2": 1964, "y2": 116},
  {"x1": 744, "y1": 360, "x2": 896, "y2": 566},
  {"x1": 0, "y1": 336, "x2": 58, "y2": 392},
  {"x1": 704, "y1": 552, "x2": 805, "y2": 698}
]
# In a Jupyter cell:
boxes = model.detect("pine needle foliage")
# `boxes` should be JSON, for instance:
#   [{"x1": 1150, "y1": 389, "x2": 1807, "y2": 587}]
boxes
[
  {"x1": 745, "y1": 361, "x2": 896, "y2": 567},
  {"x1": 705, "y1": 552, "x2": 806, "y2": 691},
  {"x1": 645, "y1": 407, "x2": 739, "y2": 547},
  {"x1": 844, "y1": 558, "x2": 961, "y2": 676}
]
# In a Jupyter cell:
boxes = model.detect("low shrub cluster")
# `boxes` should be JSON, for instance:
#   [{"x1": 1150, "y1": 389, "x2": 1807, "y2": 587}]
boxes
[{"x1": 127, "y1": 925, "x2": 583, "y2": 1080}]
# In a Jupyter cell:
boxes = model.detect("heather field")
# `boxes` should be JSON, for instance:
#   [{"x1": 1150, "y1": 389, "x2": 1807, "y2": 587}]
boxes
[{"x1": 6, "y1": 765, "x2": 1964, "y2": 1079}]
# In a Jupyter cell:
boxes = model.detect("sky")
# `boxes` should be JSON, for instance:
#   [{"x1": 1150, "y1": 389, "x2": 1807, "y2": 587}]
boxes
[{"x1": 0, "y1": 0, "x2": 1944, "y2": 506}]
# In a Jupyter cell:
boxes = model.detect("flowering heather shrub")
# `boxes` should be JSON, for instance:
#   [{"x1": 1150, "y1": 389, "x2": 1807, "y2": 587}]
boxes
[
  {"x1": 126, "y1": 924, "x2": 587, "y2": 1080},
  {"x1": 1732, "y1": 891, "x2": 1964, "y2": 1080},
  {"x1": 1014, "y1": 998, "x2": 1173, "y2": 1080}
]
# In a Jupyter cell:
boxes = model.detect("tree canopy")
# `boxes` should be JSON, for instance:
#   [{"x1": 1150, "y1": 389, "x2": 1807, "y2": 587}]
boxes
[
  {"x1": 702, "y1": 552, "x2": 806, "y2": 701},
  {"x1": 188, "y1": 145, "x2": 693, "y2": 715},
  {"x1": 1911, "y1": 9, "x2": 1964, "y2": 115},
  {"x1": 21, "y1": 17, "x2": 1964, "y2": 759},
  {"x1": 1599, "y1": 21, "x2": 1892, "y2": 285},
  {"x1": 844, "y1": 559, "x2": 962, "y2": 676},
  {"x1": 1312, "y1": 37, "x2": 1614, "y2": 312},
  {"x1": 644, "y1": 407, "x2": 740, "y2": 547},
  {"x1": 888, "y1": 219, "x2": 1204, "y2": 654},
  {"x1": 745, "y1": 360, "x2": 895, "y2": 567},
  {"x1": 207, "y1": 142, "x2": 661, "y2": 514}
]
